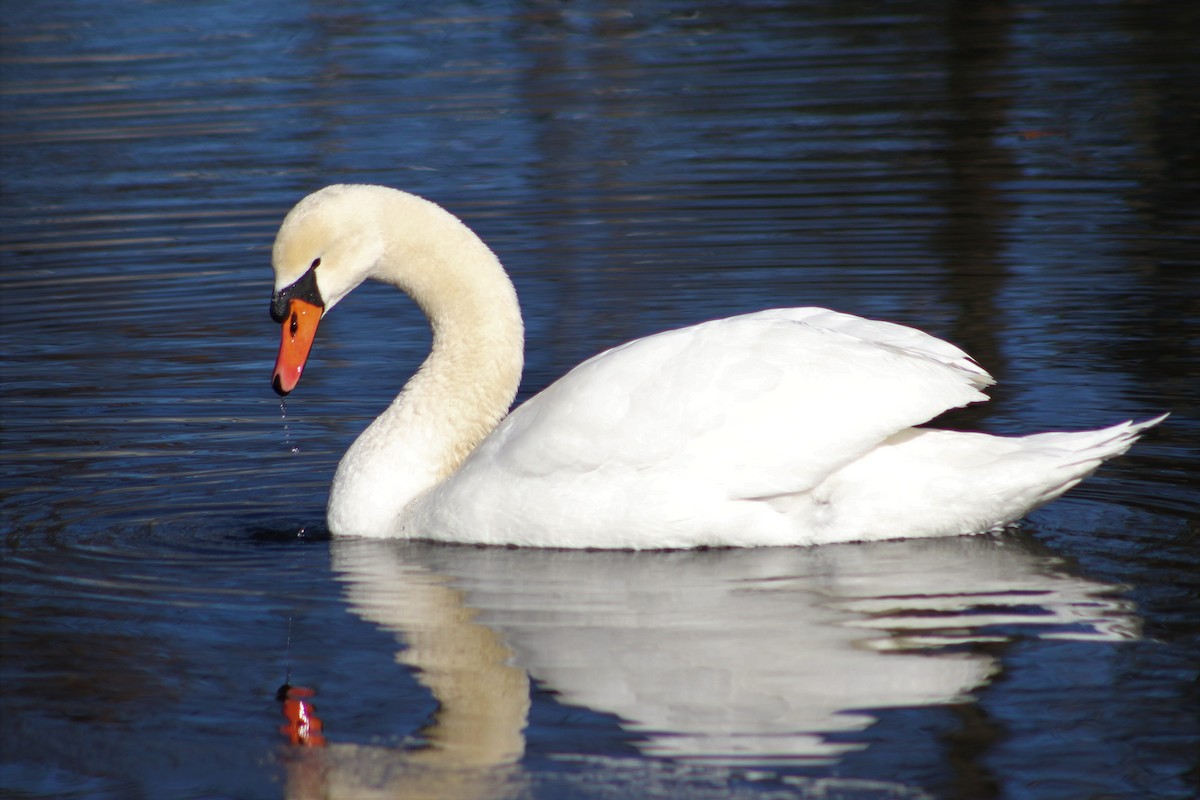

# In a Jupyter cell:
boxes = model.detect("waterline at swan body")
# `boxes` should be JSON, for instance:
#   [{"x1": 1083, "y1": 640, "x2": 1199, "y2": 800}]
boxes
[{"x1": 269, "y1": 184, "x2": 1164, "y2": 549}]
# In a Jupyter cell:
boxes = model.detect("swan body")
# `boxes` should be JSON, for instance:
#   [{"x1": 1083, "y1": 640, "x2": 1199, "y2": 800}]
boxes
[{"x1": 269, "y1": 184, "x2": 1164, "y2": 549}]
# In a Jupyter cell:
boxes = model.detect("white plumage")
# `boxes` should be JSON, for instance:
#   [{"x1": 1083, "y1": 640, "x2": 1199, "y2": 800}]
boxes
[{"x1": 268, "y1": 185, "x2": 1164, "y2": 548}]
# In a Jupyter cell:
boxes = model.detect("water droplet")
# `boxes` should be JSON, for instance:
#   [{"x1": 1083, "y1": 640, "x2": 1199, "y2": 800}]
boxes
[{"x1": 280, "y1": 399, "x2": 300, "y2": 454}]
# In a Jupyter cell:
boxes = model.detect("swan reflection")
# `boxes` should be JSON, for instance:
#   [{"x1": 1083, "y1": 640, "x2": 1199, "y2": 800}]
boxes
[{"x1": 289, "y1": 535, "x2": 1136, "y2": 796}]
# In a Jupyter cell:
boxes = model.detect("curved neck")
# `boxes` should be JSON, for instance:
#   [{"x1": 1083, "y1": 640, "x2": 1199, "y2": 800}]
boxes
[{"x1": 327, "y1": 190, "x2": 524, "y2": 536}]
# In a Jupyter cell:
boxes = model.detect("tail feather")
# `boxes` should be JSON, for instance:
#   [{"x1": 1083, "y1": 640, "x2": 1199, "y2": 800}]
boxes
[
  {"x1": 1022, "y1": 413, "x2": 1169, "y2": 470},
  {"x1": 817, "y1": 414, "x2": 1168, "y2": 541},
  {"x1": 1003, "y1": 413, "x2": 1168, "y2": 515}
]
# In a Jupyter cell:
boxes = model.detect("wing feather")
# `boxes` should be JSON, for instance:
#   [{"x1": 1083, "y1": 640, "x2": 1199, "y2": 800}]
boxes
[{"x1": 470, "y1": 308, "x2": 992, "y2": 498}]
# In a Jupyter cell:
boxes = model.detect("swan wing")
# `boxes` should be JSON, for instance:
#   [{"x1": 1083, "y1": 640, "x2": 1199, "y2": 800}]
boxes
[{"x1": 469, "y1": 308, "x2": 992, "y2": 499}]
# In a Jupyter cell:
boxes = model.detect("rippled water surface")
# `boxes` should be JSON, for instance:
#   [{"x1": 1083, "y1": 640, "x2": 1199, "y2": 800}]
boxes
[{"x1": 2, "y1": 2, "x2": 1198, "y2": 799}]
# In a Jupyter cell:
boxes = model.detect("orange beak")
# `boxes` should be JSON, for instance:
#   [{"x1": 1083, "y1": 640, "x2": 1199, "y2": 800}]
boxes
[{"x1": 272, "y1": 298, "x2": 322, "y2": 396}]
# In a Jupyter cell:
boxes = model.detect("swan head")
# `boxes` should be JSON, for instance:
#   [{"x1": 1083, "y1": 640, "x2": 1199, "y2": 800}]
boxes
[
  {"x1": 268, "y1": 184, "x2": 523, "y2": 405},
  {"x1": 269, "y1": 185, "x2": 387, "y2": 395}
]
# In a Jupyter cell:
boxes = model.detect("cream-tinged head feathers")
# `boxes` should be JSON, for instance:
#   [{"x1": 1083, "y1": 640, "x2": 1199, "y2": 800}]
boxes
[
  {"x1": 272, "y1": 184, "x2": 522, "y2": 332},
  {"x1": 272, "y1": 184, "x2": 392, "y2": 313}
]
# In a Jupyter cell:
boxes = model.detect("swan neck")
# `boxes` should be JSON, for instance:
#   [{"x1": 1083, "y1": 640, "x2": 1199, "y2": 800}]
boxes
[
  {"x1": 328, "y1": 189, "x2": 524, "y2": 536},
  {"x1": 378, "y1": 192, "x2": 524, "y2": 448}
]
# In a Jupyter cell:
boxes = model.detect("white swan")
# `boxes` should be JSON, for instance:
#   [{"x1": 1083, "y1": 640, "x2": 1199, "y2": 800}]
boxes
[{"x1": 269, "y1": 184, "x2": 1164, "y2": 548}]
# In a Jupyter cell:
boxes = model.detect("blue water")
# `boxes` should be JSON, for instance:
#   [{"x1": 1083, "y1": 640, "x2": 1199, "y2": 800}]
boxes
[{"x1": 2, "y1": 2, "x2": 1197, "y2": 798}]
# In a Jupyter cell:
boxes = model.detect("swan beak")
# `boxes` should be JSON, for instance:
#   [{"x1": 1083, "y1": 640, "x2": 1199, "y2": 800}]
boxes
[{"x1": 272, "y1": 298, "x2": 322, "y2": 396}]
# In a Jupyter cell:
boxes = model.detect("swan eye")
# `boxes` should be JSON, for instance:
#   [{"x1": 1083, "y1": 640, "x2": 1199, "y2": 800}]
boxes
[{"x1": 311, "y1": 258, "x2": 321, "y2": 270}]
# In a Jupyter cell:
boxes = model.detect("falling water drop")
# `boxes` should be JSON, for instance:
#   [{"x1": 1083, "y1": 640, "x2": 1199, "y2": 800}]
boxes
[{"x1": 280, "y1": 398, "x2": 300, "y2": 454}]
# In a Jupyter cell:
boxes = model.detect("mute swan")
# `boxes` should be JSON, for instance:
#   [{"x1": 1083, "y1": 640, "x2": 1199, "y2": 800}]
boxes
[{"x1": 269, "y1": 184, "x2": 1164, "y2": 548}]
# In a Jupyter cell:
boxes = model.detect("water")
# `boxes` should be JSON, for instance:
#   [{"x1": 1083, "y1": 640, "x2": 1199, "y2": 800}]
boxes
[{"x1": 1, "y1": 2, "x2": 1197, "y2": 798}]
